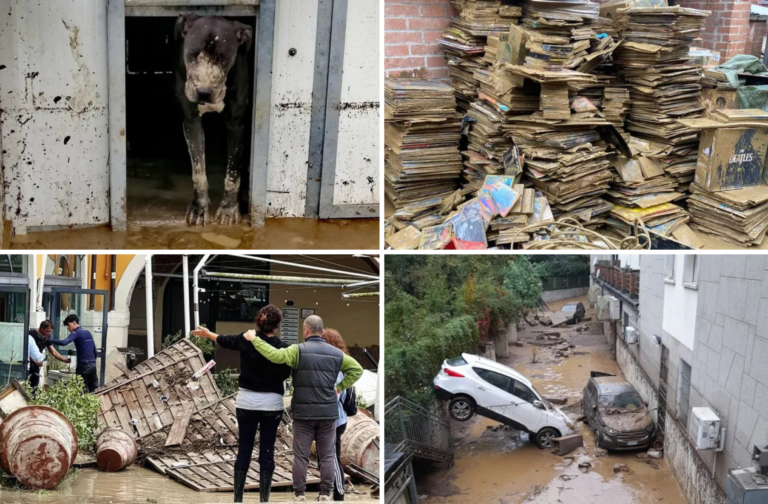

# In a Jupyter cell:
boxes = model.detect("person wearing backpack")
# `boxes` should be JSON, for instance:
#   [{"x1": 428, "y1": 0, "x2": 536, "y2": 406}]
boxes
[{"x1": 322, "y1": 328, "x2": 358, "y2": 501}]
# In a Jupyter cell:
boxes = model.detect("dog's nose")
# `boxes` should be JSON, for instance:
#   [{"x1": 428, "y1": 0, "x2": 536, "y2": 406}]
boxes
[{"x1": 196, "y1": 87, "x2": 213, "y2": 103}]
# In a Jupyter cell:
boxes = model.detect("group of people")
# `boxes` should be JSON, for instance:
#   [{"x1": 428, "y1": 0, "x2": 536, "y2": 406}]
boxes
[
  {"x1": 191, "y1": 305, "x2": 364, "y2": 502},
  {"x1": 25, "y1": 306, "x2": 363, "y2": 502},
  {"x1": 27, "y1": 314, "x2": 99, "y2": 393}
]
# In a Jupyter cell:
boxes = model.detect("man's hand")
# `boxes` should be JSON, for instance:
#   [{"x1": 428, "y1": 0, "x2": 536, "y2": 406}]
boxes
[
  {"x1": 66, "y1": 357, "x2": 72, "y2": 364},
  {"x1": 243, "y1": 329, "x2": 256, "y2": 342},
  {"x1": 191, "y1": 326, "x2": 214, "y2": 340}
]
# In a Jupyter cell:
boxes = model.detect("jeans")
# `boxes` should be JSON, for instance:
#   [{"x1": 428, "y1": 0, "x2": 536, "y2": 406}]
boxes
[
  {"x1": 234, "y1": 408, "x2": 283, "y2": 474},
  {"x1": 292, "y1": 419, "x2": 337, "y2": 496},
  {"x1": 333, "y1": 423, "x2": 347, "y2": 500},
  {"x1": 76, "y1": 362, "x2": 98, "y2": 393}
]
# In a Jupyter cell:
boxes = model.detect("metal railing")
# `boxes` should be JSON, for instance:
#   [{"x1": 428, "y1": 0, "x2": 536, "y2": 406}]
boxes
[
  {"x1": 541, "y1": 275, "x2": 591, "y2": 291},
  {"x1": 384, "y1": 396, "x2": 454, "y2": 464}
]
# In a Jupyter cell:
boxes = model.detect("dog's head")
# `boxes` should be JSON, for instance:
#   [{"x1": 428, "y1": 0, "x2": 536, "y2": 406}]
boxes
[{"x1": 176, "y1": 15, "x2": 252, "y2": 112}]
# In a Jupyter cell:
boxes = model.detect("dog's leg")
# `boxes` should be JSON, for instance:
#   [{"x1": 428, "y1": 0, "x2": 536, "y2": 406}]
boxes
[
  {"x1": 215, "y1": 118, "x2": 245, "y2": 225},
  {"x1": 183, "y1": 116, "x2": 210, "y2": 226}
]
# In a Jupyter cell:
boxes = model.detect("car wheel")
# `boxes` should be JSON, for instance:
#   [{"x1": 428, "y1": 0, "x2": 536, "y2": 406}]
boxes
[
  {"x1": 535, "y1": 427, "x2": 559, "y2": 449},
  {"x1": 449, "y1": 396, "x2": 475, "y2": 422}
]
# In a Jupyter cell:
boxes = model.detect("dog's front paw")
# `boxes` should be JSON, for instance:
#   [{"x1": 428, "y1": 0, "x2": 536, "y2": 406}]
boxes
[
  {"x1": 186, "y1": 198, "x2": 210, "y2": 226},
  {"x1": 214, "y1": 200, "x2": 242, "y2": 226}
]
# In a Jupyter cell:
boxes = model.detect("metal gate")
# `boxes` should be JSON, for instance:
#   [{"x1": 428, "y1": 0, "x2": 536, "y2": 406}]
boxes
[{"x1": 47, "y1": 287, "x2": 110, "y2": 387}]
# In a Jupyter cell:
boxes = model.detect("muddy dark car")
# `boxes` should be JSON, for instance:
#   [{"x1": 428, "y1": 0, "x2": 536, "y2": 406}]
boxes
[
  {"x1": 561, "y1": 302, "x2": 585, "y2": 324},
  {"x1": 582, "y1": 372, "x2": 655, "y2": 450}
]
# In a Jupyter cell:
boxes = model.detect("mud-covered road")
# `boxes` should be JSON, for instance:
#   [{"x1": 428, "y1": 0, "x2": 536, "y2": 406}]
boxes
[{"x1": 417, "y1": 296, "x2": 688, "y2": 504}]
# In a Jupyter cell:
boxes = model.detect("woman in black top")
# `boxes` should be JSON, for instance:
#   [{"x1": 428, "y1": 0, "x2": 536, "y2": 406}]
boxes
[{"x1": 192, "y1": 304, "x2": 291, "y2": 502}]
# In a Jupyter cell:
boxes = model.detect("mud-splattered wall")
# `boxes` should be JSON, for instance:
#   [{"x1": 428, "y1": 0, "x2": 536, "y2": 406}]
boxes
[
  {"x1": 265, "y1": 0, "x2": 318, "y2": 218},
  {"x1": 0, "y1": 1, "x2": 110, "y2": 232},
  {"x1": 617, "y1": 336, "x2": 726, "y2": 504},
  {"x1": 332, "y1": 0, "x2": 379, "y2": 208}
]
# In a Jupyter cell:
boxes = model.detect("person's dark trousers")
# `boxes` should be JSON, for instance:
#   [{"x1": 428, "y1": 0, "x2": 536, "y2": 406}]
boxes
[
  {"x1": 292, "y1": 419, "x2": 336, "y2": 497},
  {"x1": 333, "y1": 423, "x2": 347, "y2": 501},
  {"x1": 234, "y1": 408, "x2": 282, "y2": 502},
  {"x1": 76, "y1": 362, "x2": 98, "y2": 393}
]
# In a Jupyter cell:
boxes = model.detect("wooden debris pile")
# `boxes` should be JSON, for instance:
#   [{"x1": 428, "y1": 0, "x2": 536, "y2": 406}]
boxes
[{"x1": 95, "y1": 339, "x2": 321, "y2": 492}]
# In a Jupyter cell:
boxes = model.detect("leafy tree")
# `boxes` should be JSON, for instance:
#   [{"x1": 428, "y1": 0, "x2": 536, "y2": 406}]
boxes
[
  {"x1": 385, "y1": 255, "x2": 544, "y2": 405},
  {"x1": 528, "y1": 255, "x2": 591, "y2": 277}
]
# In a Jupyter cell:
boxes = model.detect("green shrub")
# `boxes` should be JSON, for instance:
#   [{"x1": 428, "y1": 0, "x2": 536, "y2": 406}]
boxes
[
  {"x1": 162, "y1": 330, "x2": 215, "y2": 357},
  {"x1": 25, "y1": 375, "x2": 101, "y2": 449},
  {"x1": 214, "y1": 368, "x2": 238, "y2": 397}
]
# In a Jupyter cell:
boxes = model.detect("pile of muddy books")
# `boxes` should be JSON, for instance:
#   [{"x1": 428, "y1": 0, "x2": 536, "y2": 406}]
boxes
[
  {"x1": 384, "y1": 80, "x2": 464, "y2": 210},
  {"x1": 613, "y1": 5, "x2": 711, "y2": 193}
]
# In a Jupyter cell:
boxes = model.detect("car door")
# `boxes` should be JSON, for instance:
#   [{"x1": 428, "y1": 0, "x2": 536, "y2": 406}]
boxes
[
  {"x1": 584, "y1": 381, "x2": 597, "y2": 427},
  {"x1": 507, "y1": 380, "x2": 546, "y2": 432},
  {"x1": 471, "y1": 368, "x2": 516, "y2": 422}
]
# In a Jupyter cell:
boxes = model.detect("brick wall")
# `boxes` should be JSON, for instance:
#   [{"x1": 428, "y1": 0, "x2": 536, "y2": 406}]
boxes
[
  {"x1": 384, "y1": 0, "x2": 455, "y2": 79},
  {"x1": 675, "y1": 0, "x2": 751, "y2": 61}
]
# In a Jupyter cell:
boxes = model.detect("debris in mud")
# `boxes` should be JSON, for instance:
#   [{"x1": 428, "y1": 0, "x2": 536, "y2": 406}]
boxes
[
  {"x1": 613, "y1": 464, "x2": 632, "y2": 474},
  {"x1": 526, "y1": 485, "x2": 545, "y2": 501},
  {"x1": 545, "y1": 396, "x2": 567, "y2": 405},
  {"x1": 525, "y1": 313, "x2": 538, "y2": 326},
  {"x1": 512, "y1": 341, "x2": 524, "y2": 347},
  {"x1": 595, "y1": 448, "x2": 608, "y2": 457},
  {"x1": 578, "y1": 462, "x2": 591, "y2": 473},
  {"x1": 539, "y1": 315, "x2": 552, "y2": 326},
  {"x1": 636, "y1": 452, "x2": 660, "y2": 469},
  {"x1": 560, "y1": 474, "x2": 573, "y2": 481},
  {"x1": 647, "y1": 449, "x2": 663, "y2": 459}
]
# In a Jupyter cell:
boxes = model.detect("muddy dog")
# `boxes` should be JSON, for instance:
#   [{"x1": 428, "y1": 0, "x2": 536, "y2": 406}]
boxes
[{"x1": 175, "y1": 15, "x2": 253, "y2": 225}]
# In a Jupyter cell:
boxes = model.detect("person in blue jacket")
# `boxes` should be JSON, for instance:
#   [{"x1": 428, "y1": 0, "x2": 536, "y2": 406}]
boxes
[{"x1": 48, "y1": 314, "x2": 99, "y2": 392}]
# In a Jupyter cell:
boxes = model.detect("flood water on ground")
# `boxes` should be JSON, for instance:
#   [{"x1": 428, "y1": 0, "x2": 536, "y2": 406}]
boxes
[
  {"x1": 0, "y1": 465, "x2": 377, "y2": 504},
  {"x1": 418, "y1": 296, "x2": 687, "y2": 504}
]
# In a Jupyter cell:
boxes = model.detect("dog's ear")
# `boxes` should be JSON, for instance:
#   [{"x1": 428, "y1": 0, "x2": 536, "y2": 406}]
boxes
[
  {"x1": 175, "y1": 14, "x2": 201, "y2": 40},
  {"x1": 234, "y1": 22, "x2": 253, "y2": 53}
]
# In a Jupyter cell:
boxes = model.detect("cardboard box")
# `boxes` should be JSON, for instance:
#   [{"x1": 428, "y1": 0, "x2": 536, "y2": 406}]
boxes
[{"x1": 693, "y1": 127, "x2": 768, "y2": 192}]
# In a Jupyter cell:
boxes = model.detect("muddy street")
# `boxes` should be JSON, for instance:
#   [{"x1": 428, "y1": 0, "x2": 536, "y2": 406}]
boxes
[
  {"x1": 0, "y1": 466, "x2": 377, "y2": 504},
  {"x1": 418, "y1": 296, "x2": 687, "y2": 504}
]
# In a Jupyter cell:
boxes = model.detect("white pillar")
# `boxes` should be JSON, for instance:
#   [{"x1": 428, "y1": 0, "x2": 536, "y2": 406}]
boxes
[
  {"x1": 145, "y1": 255, "x2": 154, "y2": 358},
  {"x1": 183, "y1": 255, "x2": 190, "y2": 338}
]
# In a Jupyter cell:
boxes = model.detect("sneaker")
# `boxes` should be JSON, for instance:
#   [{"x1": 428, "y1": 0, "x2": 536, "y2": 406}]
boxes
[
  {"x1": 317, "y1": 495, "x2": 332, "y2": 501},
  {"x1": 295, "y1": 495, "x2": 306, "y2": 502}
]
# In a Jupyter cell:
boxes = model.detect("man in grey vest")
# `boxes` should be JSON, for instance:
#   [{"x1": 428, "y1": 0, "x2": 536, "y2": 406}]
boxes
[{"x1": 245, "y1": 314, "x2": 363, "y2": 501}]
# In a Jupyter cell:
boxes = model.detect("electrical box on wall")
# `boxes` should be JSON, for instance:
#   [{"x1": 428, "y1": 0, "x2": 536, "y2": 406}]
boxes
[
  {"x1": 625, "y1": 326, "x2": 638, "y2": 344},
  {"x1": 692, "y1": 407, "x2": 721, "y2": 450}
]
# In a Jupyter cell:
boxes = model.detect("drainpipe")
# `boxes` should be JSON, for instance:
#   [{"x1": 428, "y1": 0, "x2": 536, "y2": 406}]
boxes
[
  {"x1": 109, "y1": 255, "x2": 116, "y2": 311},
  {"x1": 37, "y1": 256, "x2": 48, "y2": 312},
  {"x1": 145, "y1": 255, "x2": 154, "y2": 358},
  {"x1": 182, "y1": 255, "x2": 190, "y2": 339},
  {"x1": 193, "y1": 254, "x2": 211, "y2": 330},
  {"x1": 89, "y1": 255, "x2": 97, "y2": 310}
]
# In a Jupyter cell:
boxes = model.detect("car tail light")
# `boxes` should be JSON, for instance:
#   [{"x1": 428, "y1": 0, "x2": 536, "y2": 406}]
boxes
[{"x1": 444, "y1": 368, "x2": 464, "y2": 378}]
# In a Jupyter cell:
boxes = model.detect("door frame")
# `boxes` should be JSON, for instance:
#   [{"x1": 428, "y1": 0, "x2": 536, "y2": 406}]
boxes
[
  {"x1": 49, "y1": 287, "x2": 110, "y2": 387},
  {"x1": 0, "y1": 285, "x2": 30, "y2": 380},
  {"x1": 106, "y1": 0, "x2": 276, "y2": 229}
]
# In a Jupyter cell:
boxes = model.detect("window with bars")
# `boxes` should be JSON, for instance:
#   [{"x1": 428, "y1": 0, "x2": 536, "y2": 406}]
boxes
[{"x1": 678, "y1": 359, "x2": 692, "y2": 429}]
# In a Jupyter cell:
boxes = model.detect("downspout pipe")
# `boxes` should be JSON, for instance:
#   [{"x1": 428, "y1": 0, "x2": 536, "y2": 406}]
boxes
[
  {"x1": 109, "y1": 255, "x2": 116, "y2": 311},
  {"x1": 89, "y1": 255, "x2": 97, "y2": 310}
]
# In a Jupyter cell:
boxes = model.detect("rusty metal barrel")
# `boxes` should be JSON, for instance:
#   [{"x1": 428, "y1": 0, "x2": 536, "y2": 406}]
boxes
[
  {"x1": 0, "y1": 405, "x2": 78, "y2": 489},
  {"x1": 96, "y1": 428, "x2": 137, "y2": 472},
  {"x1": 340, "y1": 412, "x2": 379, "y2": 474}
]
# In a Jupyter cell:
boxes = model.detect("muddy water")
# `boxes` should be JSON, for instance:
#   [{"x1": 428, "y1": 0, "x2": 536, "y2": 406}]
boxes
[
  {"x1": 9, "y1": 218, "x2": 379, "y2": 250},
  {"x1": 422, "y1": 296, "x2": 687, "y2": 504},
  {"x1": 0, "y1": 466, "x2": 377, "y2": 504}
]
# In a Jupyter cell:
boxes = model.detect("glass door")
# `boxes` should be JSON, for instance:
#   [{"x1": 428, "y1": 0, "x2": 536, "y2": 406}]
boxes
[
  {"x1": 0, "y1": 287, "x2": 29, "y2": 385},
  {"x1": 47, "y1": 288, "x2": 109, "y2": 387}
]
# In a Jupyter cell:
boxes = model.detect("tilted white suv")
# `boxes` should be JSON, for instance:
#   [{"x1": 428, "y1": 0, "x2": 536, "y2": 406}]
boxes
[{"x1": 433, "y1": 353, "x2": 576, "y2": 449}]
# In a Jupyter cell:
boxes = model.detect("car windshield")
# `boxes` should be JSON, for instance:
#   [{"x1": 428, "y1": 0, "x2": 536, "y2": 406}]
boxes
[
  {"x1": 562, "y1": 305, "x2": 577, "y2": 312},
  {"x1": 598, "y1": 392, "x2": 644, "y2": 411}
]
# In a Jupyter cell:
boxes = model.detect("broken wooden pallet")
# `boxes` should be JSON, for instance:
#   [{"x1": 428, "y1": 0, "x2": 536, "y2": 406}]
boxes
[
  {"x1": 147, "y1": 447, "x2": 322, "y2": 492},
  {"x1": 95, "y1": 339, "x2": 221, "y2": 440}
]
